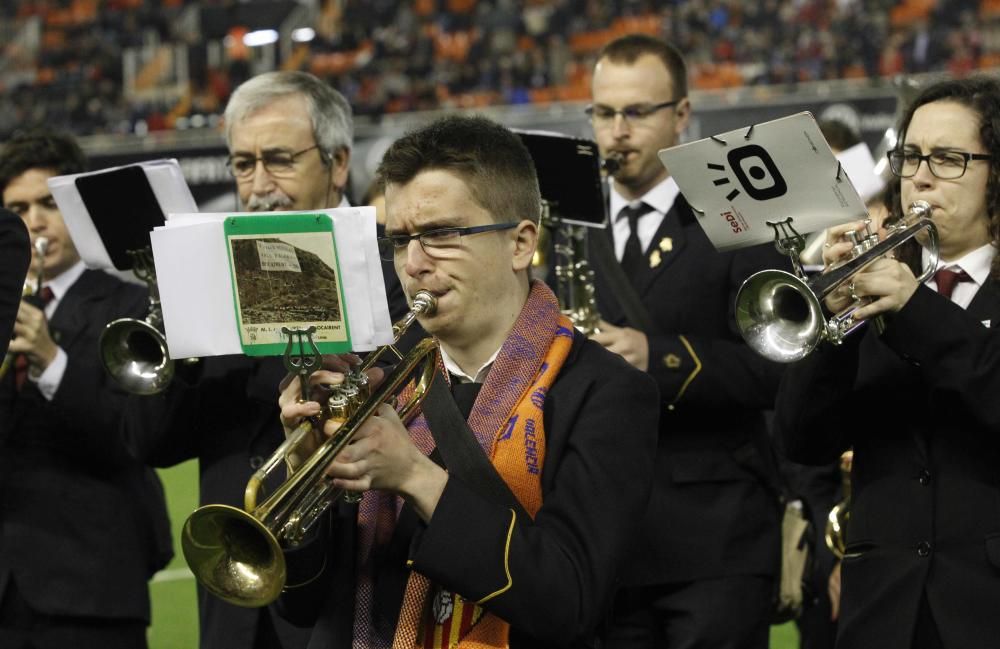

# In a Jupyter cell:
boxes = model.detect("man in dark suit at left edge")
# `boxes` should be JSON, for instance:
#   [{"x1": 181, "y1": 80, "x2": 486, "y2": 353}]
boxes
[
  {"x1": 0, "y1": 130, "x2": 173, "y2": 649},
  {"x1": 0, "y1": 209, "x2": 30, "y2": 358}
]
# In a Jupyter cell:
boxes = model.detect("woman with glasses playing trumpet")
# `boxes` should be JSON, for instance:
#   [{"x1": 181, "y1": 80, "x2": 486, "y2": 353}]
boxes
[{"x1": 774, "y1": 77, "x2": 1000, "y2": 649}]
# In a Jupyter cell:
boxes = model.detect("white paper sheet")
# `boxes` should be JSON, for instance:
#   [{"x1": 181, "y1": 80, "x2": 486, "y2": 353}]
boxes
[
  {"x1": 836, "y1": 142, "x2": 884, "y2": 203},
  {"x1": 153, "y1": 207, "x2": 394, "y2": 359}
]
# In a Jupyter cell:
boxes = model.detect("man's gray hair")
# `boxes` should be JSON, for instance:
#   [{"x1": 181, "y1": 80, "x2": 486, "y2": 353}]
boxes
[{"x1": 224, "y1": 71, "x2": 354, "y2": 159}]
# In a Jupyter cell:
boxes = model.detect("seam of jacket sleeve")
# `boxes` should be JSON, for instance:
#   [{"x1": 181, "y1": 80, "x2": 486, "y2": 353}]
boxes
[
  {"x1": 284, "y1": 552, "x2": 329, "y2": 589},
  {"x1": 476, "y1": 509, "x2": 517, "y2": 604},
  {"x1": 668, "y1": 334, "x2": 702, "y2": 405}
]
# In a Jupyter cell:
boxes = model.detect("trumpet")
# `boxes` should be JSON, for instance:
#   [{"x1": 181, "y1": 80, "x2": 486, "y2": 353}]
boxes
[
  {"x1": 0, "y1": 236, "x2": 48, "y2": 380},
  {"x1": 735, "y1": 201, "x2": 938, "y2": 363},
  {"x1": 181, "y1": 291, "x2": 439, "y2": 607},
  {"x1": 100, "y1": 247, "x2": 174, "y2": 395}
]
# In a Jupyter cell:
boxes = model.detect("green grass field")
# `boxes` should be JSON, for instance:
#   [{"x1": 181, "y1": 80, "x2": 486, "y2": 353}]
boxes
[{"x1": 148, "y1": 460, "x2": 800, "y2": 648}]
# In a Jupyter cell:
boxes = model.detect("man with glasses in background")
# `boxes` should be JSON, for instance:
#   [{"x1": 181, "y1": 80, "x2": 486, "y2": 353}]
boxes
[
  {"x1": 584, "y1": 34, "x2": 785, "y2": 649},
  {"x1": 122, "y1": 71, "x2": 411, "y2": 649}
]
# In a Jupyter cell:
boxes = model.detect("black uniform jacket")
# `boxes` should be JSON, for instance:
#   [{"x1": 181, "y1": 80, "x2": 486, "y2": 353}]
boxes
[
  {"x1": 0, "y1": 269, "x2": 172, "y2": 622},
  {"x1": 275, "y1": 332, "x2": 660, "y2": 649},
  {"x1": 775, "y1": 280, "x2": 1000, "y2": 649},
  {"x1": 0, "y1": 210, "x2": 30, "y2": 357},
  {"x1": 591, "y1": 195, "x2": 785, "y2": 584}
]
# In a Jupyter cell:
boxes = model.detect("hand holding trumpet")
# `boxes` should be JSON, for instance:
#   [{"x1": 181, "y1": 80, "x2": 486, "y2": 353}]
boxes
[
  {"x1": 9, "y1": 299, "x2": 58, "y2": 373},
  {"x1": 821, "y1": 219, "x2": 920, "y2": 321},
  {"x1": 277, "y1": 353, "x2": 447, "y2": 522}
]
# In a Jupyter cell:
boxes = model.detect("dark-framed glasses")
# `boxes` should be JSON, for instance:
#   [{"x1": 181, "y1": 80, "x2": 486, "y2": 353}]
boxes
[
  {"x1": 887, "y1": 148, "x2": 992, "y2": 180},
  {"x1": 377, "y1": 222, "x2": 519, "y2": 261},
  {"x1": 584, "y1": 100, "x2": 681, "y2": 125},
  {"x1": 226, "y1": 144, "x2": 322, "y2": 179}
]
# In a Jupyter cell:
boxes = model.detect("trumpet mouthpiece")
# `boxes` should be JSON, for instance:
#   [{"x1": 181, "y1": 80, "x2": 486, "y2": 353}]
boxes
[
  {"x1": 33, "y1": 237, "x2": 49, "y2": 256},
  {"x1": 908, "y1": 200, "x2": 932, "y2": 218},
  {"x1": 412, "y1": 290, "x2": 438, "y2": 317}
]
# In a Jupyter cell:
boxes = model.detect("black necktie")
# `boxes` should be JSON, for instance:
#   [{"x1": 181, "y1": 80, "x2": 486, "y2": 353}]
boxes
[
  {"x1": 934, "y1": 268, "x2": 973, "y2": 300},
  {"x1": 619, "y1": 202, "x2": 653, "y2": 278}
]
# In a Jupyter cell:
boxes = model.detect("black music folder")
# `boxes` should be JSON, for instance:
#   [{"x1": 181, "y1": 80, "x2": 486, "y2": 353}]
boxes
[
  {"x1": 74, "y1": 165, "x2": 167, "y2": 270},
  {"x1": 516, "y1": 131, "x2": 607, "y2": 228}
]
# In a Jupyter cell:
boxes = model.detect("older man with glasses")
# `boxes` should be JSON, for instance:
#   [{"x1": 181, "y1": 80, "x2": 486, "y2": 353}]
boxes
[{"x1": 122, "y1": 71, "x2": 413, "y2": 649}]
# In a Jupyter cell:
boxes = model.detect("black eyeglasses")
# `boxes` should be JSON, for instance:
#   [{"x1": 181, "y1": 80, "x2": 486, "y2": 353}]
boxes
[
  {"x1": 584, "y1": 100, "x2": 681, "y2": 125},
  {"x1": 377, "y1": 222, "x2": 519, "y2": 261},
  {"x1": 887, "y1": 149, "x2": 992, "y2": 180},
  {"x1": 226, "y1": 144, "x2": 322, "y2": 179}
]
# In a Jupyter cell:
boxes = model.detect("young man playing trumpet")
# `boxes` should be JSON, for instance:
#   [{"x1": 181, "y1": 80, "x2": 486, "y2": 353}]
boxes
[
  {"x1": 0, "y1": 131, "x2": 172, "y2": 649},
  {"x1": 278, "y1": 115, "x2": 659, "y2": 649}
]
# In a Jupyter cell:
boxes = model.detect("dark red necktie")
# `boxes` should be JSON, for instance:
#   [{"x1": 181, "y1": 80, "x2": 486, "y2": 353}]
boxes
[
  {"x1": 14, "y1": 286, "x2": 55, "y2": 391},
  {"x1": 934, "y1": 268, "x2": 972, "y2": 300}
]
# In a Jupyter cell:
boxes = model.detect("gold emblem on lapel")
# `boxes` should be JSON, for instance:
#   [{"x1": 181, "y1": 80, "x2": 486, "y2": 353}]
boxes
[
  {"x1": 663, "y1": 353, "x2": 682, "y2": 369},
  {"x1": 659, "y1": 237, "x2": 673, "y2": 252},
  {"x1": 649, "y1": 250, "x2": 662, "y2": 269}
]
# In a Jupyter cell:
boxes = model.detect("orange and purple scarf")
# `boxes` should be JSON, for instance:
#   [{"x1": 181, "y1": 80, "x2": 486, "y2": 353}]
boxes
[{"x1": 351, "y1": 280, "x2": 575, "y2": 649}]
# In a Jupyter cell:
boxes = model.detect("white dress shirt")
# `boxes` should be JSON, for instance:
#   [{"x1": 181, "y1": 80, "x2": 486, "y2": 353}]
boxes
[{"x1": 608, "y1": 176, "x2": 681, "y2": 261}]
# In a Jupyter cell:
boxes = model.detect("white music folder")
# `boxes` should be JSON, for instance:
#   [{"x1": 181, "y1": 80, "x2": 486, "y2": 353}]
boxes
[{"x1": 151, "y1": 206, "x2": 394, "y2": 359}]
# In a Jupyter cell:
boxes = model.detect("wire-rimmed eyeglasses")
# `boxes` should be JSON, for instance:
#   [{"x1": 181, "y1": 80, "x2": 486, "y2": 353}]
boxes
[
  {"x1": 226, "y1": 144, "x2": 322, "y2": 179},
  {"x1": 377, "y1": 222, "x2": 519, "y2": 261},
  {"x1": 584, "y1": 100, "x2": 681, "y2": 125}
]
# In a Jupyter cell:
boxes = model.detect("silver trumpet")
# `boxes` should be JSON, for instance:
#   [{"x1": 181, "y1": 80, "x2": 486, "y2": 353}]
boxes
[
  {"x1": 100, "y1": 247, "x2": 174, "y2": 395},
  {"x1": 735, "y1": 200, "x2": 938, "y2": 363}
]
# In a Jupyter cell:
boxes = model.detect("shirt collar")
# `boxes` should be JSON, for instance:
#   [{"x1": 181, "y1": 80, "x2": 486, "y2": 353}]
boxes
[
  {"x1": 609, "y1": 176, "x2": 680, "y2": 222},
  {"x1": 45, "y1": 260, "x2": 86, "y2": 300},
  {"x1": 439, "y1": 344, "x2": 502, "y2": 384},
  {"x1": 923, "y1": 243, "x2": 996, "y2": 287}
]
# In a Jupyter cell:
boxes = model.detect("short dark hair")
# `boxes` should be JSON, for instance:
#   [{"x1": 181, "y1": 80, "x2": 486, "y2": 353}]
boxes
[
  {"x1": 818, "y1": 119, "x2": 862, "y2": 153},
  {"x1": 597, "y1": 34, "x2": 688, "y2": 99},
  {"x1": 377, "y1": 115, "x2": 541, "y2": 225},
  {"x1": 0, "y1": 130, "x2": 88, "y2": 200},
  {"x1": 884, "y1": 76, "x2": 1000, "y2": 277}
]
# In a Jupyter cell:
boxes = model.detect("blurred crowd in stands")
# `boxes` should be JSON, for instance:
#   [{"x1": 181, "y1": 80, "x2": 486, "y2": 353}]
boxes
[{"x1": 0, "y1": 0, "x2": 997, "y2": 139}]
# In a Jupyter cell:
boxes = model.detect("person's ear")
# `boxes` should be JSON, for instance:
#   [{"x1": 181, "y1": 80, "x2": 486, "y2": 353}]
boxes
[
  {"x1": 511, "y1": 219, "x2": 538, "y2": 272},
  {"x1": 329, "y1": 147, "x2": 351, "y2": 192}
]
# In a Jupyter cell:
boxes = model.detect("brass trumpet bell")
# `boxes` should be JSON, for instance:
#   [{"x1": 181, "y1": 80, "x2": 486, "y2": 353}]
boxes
[
  {"x1": 183, "y1": 292, "x2": 438, "y2": 607},
  {"x1": 182, "y1": 504, "x2": 285, "y2": 607},
  {"x1": 100, "y1": 317, "x2": 174, "y2": 395}
]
